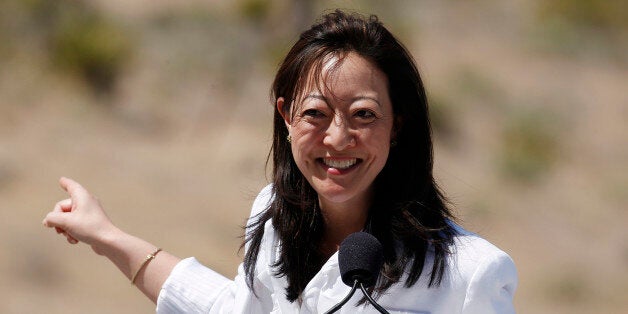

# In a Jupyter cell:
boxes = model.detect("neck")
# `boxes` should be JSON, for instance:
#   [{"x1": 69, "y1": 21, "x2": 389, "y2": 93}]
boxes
[{"x1": 318, "y1": 195, "x2": 371, "y2": 257}]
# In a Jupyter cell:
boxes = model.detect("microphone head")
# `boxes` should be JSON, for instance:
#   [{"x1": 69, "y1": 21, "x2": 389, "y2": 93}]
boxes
[{"x1": 338, "y1": 232, "x2": 384, "y2": 287}]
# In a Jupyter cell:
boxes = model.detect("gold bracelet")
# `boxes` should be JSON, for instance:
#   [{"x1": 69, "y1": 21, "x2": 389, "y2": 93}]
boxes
[{"x1": 131, "y1": 248, "x2": 162, "y2": 285}]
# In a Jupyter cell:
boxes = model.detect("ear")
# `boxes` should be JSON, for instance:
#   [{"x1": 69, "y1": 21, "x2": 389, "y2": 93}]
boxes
[{"x1": 277, "y1": 97, "x2": 291, "y2": 130}]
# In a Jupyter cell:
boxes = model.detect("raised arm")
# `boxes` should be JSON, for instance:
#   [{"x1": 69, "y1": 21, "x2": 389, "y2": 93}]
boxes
[{"x1": 42, "y1": 177, "x2": 181, "y2": 303}]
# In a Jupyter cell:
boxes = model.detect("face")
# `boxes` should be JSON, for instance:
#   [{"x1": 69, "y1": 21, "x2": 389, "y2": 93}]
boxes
[{"x1": 278, "y1": 52, "x2": 395, "y2": 210}]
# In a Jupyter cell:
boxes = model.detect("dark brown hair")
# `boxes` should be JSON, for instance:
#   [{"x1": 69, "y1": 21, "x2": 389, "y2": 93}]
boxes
[{"x1": 243, "y1": 9, "x2": 457, "y2": 302}]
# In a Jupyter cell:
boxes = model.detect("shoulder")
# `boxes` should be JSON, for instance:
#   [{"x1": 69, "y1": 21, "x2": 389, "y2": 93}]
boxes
[
  {"x1": 450, "y1": 224, "x2": 514, "y2": 266},
  {"x1": 246, "y1": 184, "x2": 279, "y2": 252},
  {"x1": 448, "y1": 223, "x2": 517, "y2": 279},
  {"x1": 448, "y1": 224, "x2": 518, "y2": 312},
  {"x1": 250, "y1": 184, "x2": 273, "y2": 218}
]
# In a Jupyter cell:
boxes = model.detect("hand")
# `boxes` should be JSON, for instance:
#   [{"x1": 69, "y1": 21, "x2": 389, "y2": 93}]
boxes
[{"x1": 43, "y1": 177, "x2": 118, "y2": 255}]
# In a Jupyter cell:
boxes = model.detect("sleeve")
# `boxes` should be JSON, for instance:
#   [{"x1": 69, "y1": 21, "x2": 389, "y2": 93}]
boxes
[
  {"x1": 461, "y1": 252, "x2": 518, "y2": 314},
  {"x1": 156, "y1": 257, "x2": 232, "y2": 313},
  {"x1": 156, "y1": 185, "x2": 275, "y2": 313},
  {"x1": 156, "y1": 258, "x2": 273, "y2": 314}
]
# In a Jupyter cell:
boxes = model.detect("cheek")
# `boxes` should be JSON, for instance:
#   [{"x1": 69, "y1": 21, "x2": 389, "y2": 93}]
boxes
[
  {"x1": 290, "y1": 127, "x2": 321, "y2": 165},
  {"x1": 364, "y1": 130, "x2": 393, "y2": 171},
  {"x1": 362, "y1": 126, "x2": 392, "y2": 152},
  {"x1": 291, "y1": 123, "x2": 323, "y2": 149},
  {"x1": 373, "y1": 144, "x2": 390, "y2": 168}
]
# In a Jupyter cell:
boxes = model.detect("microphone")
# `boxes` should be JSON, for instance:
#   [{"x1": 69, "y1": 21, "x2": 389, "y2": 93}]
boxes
[{"x1": 324, "y1": 232, "x2": 390, "y2": 314}]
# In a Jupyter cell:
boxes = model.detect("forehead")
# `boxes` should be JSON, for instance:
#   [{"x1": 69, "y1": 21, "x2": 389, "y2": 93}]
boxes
[{"x1": 297, "y1": 52, "x2": 389, "y2": 102}]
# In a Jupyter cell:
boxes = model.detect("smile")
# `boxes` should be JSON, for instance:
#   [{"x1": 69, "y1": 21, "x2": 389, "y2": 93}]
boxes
[{"x1": 320, "y1": 158, "x2": 359, "y2": 170}]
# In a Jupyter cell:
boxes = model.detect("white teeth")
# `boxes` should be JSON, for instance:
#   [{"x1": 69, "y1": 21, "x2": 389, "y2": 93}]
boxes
[{"x1": 323, "y1": 158, "x2": 357, "y2": 169}]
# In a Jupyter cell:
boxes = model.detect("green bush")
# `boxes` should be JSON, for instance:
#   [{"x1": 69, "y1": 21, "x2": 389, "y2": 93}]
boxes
[
  {"x1": 453, "y1": 66, "x2": 502, "y2": 102},
  {"x1": 532, "y1": 0, "x2": 627, "y2": 62},
  {"x1": 537, "y1": 0, "x2": 628, "y2": 30},
  {"x1": 238, "y1": 0, "x2": 271, "y2": 24},
  {"x1": 499, "y1": 110, "x2": 559, "y2": 183},
  {"x1": 50, "y1": 11, "x2": 131, "y2": 95},
  {"x1": 2, "y1": 0, "x2": 133, "y2": 96},
  {"x1": 544, "y1": 270, "x2": 589, "y2": 304}
]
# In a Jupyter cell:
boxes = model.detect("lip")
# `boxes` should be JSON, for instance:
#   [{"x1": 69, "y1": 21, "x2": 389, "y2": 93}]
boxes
[{"x1": 317, "y1": 157, "x2": 362, "y2": 175}]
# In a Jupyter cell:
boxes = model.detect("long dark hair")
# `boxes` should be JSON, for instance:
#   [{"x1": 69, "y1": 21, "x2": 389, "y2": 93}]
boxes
[{"x1": 243, "y1": 10, "x2": 457, "y2": 302}]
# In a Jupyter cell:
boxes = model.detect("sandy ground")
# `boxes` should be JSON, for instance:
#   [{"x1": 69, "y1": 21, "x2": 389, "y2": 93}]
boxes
[{"x1": 1, "y1": 1, "x2": 627, "y2": 313}]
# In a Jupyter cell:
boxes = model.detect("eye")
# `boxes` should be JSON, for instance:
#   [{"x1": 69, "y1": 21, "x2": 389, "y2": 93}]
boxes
[
  {"x1": 302, "y1": 109, "x2": 326, "y2": 118},
  {"x1": 354, "y1": 109, "x2": 376, "y2": 120}
]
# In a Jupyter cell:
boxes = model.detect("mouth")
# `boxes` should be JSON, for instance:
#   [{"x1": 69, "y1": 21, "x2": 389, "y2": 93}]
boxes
[{"x1": 318, "y1": 157, "x2": 361, "y2": 173}]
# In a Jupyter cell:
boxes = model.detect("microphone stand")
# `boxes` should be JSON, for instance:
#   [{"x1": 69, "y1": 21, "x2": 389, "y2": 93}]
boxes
[
  {"x1": 360, "y1": 282, "x2": 390, "y2": 314},
  {"x1": 324, "y1": 280, "x2": 358, "y2": 314},
  {"x1": 324, "y1": 280, "x2": 390, "y2": 314}
]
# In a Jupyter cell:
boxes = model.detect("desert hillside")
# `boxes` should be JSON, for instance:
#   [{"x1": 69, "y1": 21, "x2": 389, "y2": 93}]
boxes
[{"x1": 1, "y1": 1, "x2": 626, "y2": 313}]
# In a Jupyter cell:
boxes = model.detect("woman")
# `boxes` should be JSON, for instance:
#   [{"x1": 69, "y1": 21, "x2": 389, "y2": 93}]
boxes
[{"x1": 43, "y1": 10, "x2": 517, "y2": 313}]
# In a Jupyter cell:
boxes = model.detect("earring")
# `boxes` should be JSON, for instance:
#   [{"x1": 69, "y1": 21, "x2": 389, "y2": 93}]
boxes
[
  {"x1": 390, "y1": 139, "x2": 397, "y2": 147},
  {"x1": 287, "y1": 134, "x2": 292, "y2": 143}
]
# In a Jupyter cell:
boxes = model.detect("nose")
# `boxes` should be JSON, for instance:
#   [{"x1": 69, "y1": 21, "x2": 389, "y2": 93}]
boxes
[{"x1": 323, "y1": 113, "x2": 356, "y2": 151}]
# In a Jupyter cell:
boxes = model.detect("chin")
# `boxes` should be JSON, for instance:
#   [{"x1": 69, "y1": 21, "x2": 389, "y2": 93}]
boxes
[
  {"x1": 314, "y1": 184, "x2": 362, "y2": 205},
  {"x1": 320, "y1": 192, "x2": 354, "y2": 204}
]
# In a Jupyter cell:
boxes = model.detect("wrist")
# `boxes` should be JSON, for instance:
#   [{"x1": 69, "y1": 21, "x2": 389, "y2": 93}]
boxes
[{"x1": 91, "y1": 225, "x2": 126, "y2": 256}]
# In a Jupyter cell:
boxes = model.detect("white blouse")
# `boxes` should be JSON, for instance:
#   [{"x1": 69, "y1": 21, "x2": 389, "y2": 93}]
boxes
[{"x1": 156, "y1": 185, "x2": 518, "y2": 313}]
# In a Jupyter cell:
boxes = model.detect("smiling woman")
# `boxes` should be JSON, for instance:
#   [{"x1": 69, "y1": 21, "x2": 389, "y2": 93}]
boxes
[
  {"x1": 42, "y1": 9, "x2": 517, "y2": 313},
  {"x1": 278, "y1": 52, "x2": 395, "y2": 212}
]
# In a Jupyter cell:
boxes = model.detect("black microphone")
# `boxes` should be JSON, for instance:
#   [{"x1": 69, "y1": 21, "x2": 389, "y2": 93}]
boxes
[{"x1": 324, "y1": 232, "x2": 390, "y2": 314}]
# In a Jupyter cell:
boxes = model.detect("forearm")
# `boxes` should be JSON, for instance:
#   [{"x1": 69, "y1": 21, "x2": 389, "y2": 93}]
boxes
[
  {"x1": 96, "y1": 227, "x2": 181, "y2": 303},
  {"x1": 43, "y1": 178, "x2": 183, "y2": 303}
]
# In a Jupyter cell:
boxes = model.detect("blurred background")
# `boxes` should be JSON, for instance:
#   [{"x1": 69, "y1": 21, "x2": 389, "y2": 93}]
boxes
[{"x1": 1, "y1": 0, "x2": 626, "y2": 313}]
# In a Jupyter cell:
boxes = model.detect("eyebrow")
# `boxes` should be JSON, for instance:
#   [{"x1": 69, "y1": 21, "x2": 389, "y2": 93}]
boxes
[
  {"x1": 303, "y1": 94, "x2": 327, "y2": 102},
  {"x1": 303, "y1": 93, "x2": 382, "y2": 107}
]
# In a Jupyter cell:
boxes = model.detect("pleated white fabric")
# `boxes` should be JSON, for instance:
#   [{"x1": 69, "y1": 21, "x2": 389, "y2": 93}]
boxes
[{"x1": 157, "y1": 185, "x2": 517, "y2": 313}]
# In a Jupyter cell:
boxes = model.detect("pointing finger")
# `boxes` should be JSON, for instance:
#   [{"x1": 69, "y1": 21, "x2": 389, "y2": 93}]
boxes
[{"x1": 59, "y1": 177, "x2": 88, "y2": 198}]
